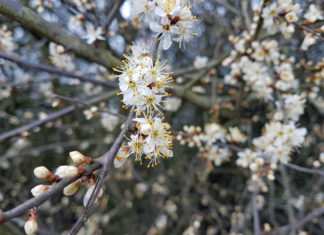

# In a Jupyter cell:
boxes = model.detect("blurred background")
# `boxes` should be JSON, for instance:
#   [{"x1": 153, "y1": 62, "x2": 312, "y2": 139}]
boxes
[{"x1": 0, "y1": 0, "x2": 323, "y2": 234}]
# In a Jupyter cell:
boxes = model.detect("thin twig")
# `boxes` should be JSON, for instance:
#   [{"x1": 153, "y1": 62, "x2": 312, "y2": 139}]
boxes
[
  {"x1": 0, "y1": 51, "x2": 118, "y2": 89},
  {"x1": 103, "y1": 0, "x2": 125, "y2": 32},
  {"x1": 286, "y1": 163, "x2": 324, "y2": 177},
  {"x1": 273, "y1": 206, "x2": 324, "y2": 235},
  {"x1": 53, "y1": 94, "x2": 126, "y2": 119},
  {"x1": 252, "y1": 183, "x2": 261, "y2": 235},
  {"x1": 292, "y1": 22, "x2": 324, "y2": 42},
  {"x1": 0, "y1": 90, "x2": 118, "y2": 142}
]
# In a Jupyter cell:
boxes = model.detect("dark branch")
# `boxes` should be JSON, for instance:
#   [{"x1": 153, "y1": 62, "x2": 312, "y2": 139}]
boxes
[
  {"x1": 0, "y1": 90, "x2": 118, "y2": 142},
  {"x1": 0, "y1": 51, "x2": 118, "y2": 89}
]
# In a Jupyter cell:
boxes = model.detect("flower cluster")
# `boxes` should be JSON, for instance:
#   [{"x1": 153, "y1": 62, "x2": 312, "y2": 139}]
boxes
[
  {"x1": 115, "y1": 114, "x2": 173, "y2": 168},
  {"x1": 262, "y1": 0, "x2": 301, "y2": 38},
  {"x1": 131, "y1": 0, "x2": 198, "y2": 50},
  {"x1": 176, "y1": 124, "x2": 247, "y2": 167},
  {"x1": 240, "y1": 122, "x2": 307, "y2": 165},
  {"x1": 273, "y1": 94, "x2": 305, "y2": 122},
  {"x1": 113, "y1": 42, "x2": 174, "y2": 168},
  {"x1": 0, "y1": 25, "x2": 16, "y2": 53},
  {"x1": 49, "y1": 43, "x2": 75, "y2": 71},
  {"x1": 223, "y1": 39, "x2": 298, "y2": 100},
  {"x1": 261, "y1": 2, "x2": 323, "y2": 50},
  {"x1": 116, "y1": 43, "x2": 173, "y2": 114}
]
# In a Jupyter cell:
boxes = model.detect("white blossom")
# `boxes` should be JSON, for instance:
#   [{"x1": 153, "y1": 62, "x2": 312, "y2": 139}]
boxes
[
  {"x1": 304, "y1": 4, "x2": 323, "y2": 23},
  {"x1": 83, "y1": 25, "x2": 105, "y2": 44},
  {"x1": 193, "y1": 56, "x2": 208, "y2": 69}
]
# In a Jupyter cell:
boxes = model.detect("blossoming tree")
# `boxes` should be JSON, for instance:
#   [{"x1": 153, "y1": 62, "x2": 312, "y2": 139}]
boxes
[{"x1": 0, "y1": 0, "x2": 323, "y2": 234}]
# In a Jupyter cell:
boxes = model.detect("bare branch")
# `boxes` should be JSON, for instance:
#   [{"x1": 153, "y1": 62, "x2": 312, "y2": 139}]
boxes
[
  {"x1": 0, "y1": 90, "x2": 118, "y2": 142},
  {"x1": 252, "y1": 186, "x2": 261, "y2": 235},
  {"x1": 103, "y1": 0, "x2": 125, "y2": 31},
  {"x1": 286, "y1": 163, "x2": 324, "y2": 177},
  {"x1": 0, "y1": 51, "x2": 118, "y2": 89},
  {"x1": 274, "y1": 206, "x2": 324, "y2": 234}
]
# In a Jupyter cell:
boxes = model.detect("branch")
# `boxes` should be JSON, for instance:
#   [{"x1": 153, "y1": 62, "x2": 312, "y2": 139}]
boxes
[
  {"x1": 0, "y1": 0, "x2": 121, "y2": 69},
  {"x1": 292, "y1": 22, "x2": 324, "y2": 42},
  {"x1": 69, "y1": 109, "x2": 134, "y2": 235},
  {"x1": 103, "y1": 0, "x2": 124, "y2": 31},
  {"x1": 251, "y1": 0, "x2": 271, "y2": 41},
  {"x1": 0, "y1": 51, "x2": 118, "y2": 89},
  {"x1": 0, "y1": 159, "x2": 102, "y2": 223},
  {"x1": 286, "y1": 163, "x2": 324, "y2": 177},
  {"x1": 252, "y1": 186, "x2": 261, "y2": 235},
  {"x1": 172, "y1": 53, "x2": 228, "y2": 77},
  {"x1": 274, "y1": 206, "x2": 324, "y2": 234},
  {"x1": 0, "y1": 90, "x2": 118, "y2": 142}
]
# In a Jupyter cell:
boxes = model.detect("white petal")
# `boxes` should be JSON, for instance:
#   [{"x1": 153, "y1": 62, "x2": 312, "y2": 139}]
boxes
[
  {"x1": 162, "y1": 33, "x2": 172, "y2": 50},
  {"x1": 150, "y1": 22, "x2": 162, "y2": 33}
]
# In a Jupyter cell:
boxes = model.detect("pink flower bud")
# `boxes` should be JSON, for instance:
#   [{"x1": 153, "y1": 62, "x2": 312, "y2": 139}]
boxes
[
  {"x1": 83, "y1": 185, "x2": 103, "y2": 207},
  {"x1": 33, "y1": 166, "x2": 51, "y2": 180},
  {"x1": 63, "y1": 179, "x2": 82, "y2": 196},
  {"x1": 31, "y1": 185, "x2": 50, "y2": 197},
  {"x1": 24, "y1": 209, "x2": 38, "y2": 235},
  {"x1": 55, "y1": 165, "x2": 79, "y2": 178}
]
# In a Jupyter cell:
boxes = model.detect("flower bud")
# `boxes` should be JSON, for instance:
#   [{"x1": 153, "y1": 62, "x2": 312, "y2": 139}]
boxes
[
  {"x1": 63, "y1": 179, "x2": 82, "y2": 196},
  {"x1": 31, "y1": 185, "x2": 50, "y2": 197},
  {"x1": 114, "y1": 146, "x2": 130, "y2": 168},
  {"x1": 55, "y1": 165, "x2": 80, "y2": 178},
  {"x1": 69, "y1": 151, "x2": 92, "y2": 164},
  {"x1": 24, "y1": 209, "x2": 38, "y2": 235},
  {"x1": 140, "y1": 123, "x2": 152, "y2": 135},
  {"x1": 33, "y1": 166, "x2": 51, "y2": 180},
  {"x1": 83, "y1": 185, "x2": 103, "y2": 207}
]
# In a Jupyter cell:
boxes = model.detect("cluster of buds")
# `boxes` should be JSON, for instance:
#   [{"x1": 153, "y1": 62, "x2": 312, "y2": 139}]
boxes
[
  {"x1": 30, "y1": 151, "x2": 104, "y2": 208},
  {"x1": 31, "y1": 151, "x2": 92, "y2": 197},
  {"x1": 24, "y1": 209, "x2": 38, "y2": 235}
]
